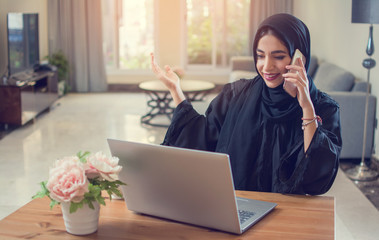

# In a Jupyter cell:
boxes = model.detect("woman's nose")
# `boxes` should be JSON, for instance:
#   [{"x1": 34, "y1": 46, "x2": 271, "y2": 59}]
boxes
[{"x1": 263, "y1": 58, "x2": 274, "y2": 71}]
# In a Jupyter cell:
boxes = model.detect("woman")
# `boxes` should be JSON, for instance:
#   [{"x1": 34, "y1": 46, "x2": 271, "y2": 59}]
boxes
[{"x1": 151, "y1": 13, "x2": 342, "y2": 195}]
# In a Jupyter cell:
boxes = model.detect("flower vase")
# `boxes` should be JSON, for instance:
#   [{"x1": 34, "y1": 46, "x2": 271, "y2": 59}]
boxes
[{"x1": 61, "y1": 201, "x2": 100, "y2": 235}]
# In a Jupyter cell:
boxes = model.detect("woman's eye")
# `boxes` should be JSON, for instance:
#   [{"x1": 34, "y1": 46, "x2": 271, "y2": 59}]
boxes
[
  {"x1": 256, "y1": 54, "x2": 264, "y2": 59},
  {"x1": 275, "y1": 56, "x2": 286, "y2": 60}
]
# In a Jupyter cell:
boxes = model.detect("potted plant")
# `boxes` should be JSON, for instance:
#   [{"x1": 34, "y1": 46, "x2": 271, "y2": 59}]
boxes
[
  {"x1": 33, "y1": 151, "x2": 125, "y2": 235},
  {"x1": 44, "y1": 50, "x2": 69, "y2": 96}
]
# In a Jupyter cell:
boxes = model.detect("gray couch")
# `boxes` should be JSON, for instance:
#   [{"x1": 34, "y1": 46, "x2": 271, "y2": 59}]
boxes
[
  {"x1": 229, "y1": 56, "x2": 377, "y2": 159},
  {"x1": 229, "y1": 56, "x2": 257, "y2": 82}
]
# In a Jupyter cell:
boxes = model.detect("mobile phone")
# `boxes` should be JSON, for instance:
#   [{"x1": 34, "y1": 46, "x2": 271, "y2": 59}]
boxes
[{"x1": 283, "y1": 49, "x2": 306, "y2": 98}]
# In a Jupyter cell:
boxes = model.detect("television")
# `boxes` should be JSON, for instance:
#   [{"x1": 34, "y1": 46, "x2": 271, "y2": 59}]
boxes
[{"x1": 7, "y1": 13, "x2": 39, "y2": 76}]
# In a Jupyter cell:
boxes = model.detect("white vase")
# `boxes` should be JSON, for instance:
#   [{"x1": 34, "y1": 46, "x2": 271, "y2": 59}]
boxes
[{"x1": 61, "y1": 201, "x2": 100, "y2": 235}]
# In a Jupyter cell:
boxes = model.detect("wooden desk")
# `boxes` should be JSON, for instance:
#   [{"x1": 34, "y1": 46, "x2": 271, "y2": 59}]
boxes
[
  {"x1": 0, "y1": 191, "x2": 334, "y2": 240},
  {"x1": 139, "y1": 80, "x2": 215, "y2": 127}
]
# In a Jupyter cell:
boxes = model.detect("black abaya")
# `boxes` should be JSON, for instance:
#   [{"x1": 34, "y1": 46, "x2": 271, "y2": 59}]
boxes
[{"x1": 163, "y1": 77, "x2": 341, "y2": 195}]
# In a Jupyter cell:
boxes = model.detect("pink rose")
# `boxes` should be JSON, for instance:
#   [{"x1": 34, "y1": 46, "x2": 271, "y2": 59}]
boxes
[
  {"x1": 85, "y1": 152, "x2": 122, "y2": 181},
  {"x1": 46, "y1": 156, "x2": 89, "y2": 203}
]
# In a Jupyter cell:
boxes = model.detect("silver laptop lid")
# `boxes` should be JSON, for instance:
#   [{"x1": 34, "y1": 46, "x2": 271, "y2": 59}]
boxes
[{"x1": 107, "y1": 139, "x2": 241, "y2": 233}]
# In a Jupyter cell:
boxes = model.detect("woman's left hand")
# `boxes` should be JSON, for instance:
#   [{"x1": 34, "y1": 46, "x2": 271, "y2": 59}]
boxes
[
  {"x1": 283, "y1": 58, "x2": 318, "y2": 151},
  {"x1": 282, "y1": 58, "x2": 314, "y2": 112}
]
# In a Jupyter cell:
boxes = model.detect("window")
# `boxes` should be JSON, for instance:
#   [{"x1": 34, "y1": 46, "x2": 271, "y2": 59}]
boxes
[
  {"x1": 185, "y1": 0, "x2": 250, "y2": 69},
  {"x1": 102, "y1": 0, "x2": 155, "y2": 71}
]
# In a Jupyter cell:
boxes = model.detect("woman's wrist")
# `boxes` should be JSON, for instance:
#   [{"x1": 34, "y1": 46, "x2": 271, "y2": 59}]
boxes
[
  {"x1": 302, "y1": 105, "x2": 316, "y2": 119},
  {"x1": 170, "y1": 87, "x2": 186, "y2": 106}
]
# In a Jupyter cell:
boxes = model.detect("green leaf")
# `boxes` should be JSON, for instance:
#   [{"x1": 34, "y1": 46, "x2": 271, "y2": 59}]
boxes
[
  {"x1": 96, "y1": 196, "x2": 106, "y2": 206},
  {"x1": 32, "y1": 191, "x2": 46, "y2": 199},
  {"x1": 89, "y1": 184, "x2": 102, "y2": 197},
  {"x1": 70, "y1": 202, "x2": 79, "y2": 213},
  {"x1": 49, "y1": 200, "x2": 59, "y2": 209},
  {"x1": 87, "y1": 200, "x2": 95, "y2": 210},
  {"x1": 32, "y1": 181, "x2": 49, "y2": 199},
  {"x1": 114, "y1": 180, "x2": 127, "y2": 186},
  {"x1": 106, "y1": 189, "x2": 113, "y2": 198},
  {"x1": 76, "y1": 151, "x2": 91, "y2": 163},
  {"x1": 112, "y1": 188, "x2": 123, "y2": 198}
]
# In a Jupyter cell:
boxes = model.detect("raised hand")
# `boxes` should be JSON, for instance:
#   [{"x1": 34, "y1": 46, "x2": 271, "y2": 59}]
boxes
[
  {"x1": 283, "y1": 58, "x2": 313, "y2": 111},
  {"x1": 150, "y1": 53, "x2": 186, "y2": 106},
  {"x1": 283, "y1": 58, "x2": 317, "y2": 152}
]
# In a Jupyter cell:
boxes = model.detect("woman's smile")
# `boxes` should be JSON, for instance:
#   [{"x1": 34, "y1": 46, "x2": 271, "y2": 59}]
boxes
[{"x1": 263, "y1": 73, "x2": 281, "y2": 81}]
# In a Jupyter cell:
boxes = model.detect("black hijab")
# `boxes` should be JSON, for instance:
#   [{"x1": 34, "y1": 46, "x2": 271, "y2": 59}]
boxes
[{"x1": 252, "y1": 13, "x2": 318, "y2": 121}]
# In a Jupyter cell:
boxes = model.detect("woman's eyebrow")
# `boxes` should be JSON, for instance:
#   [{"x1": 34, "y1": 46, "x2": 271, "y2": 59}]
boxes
[
  {"x1": 271, "y1": 50, "x2": 288, "y2": 55},
  {"x1": 256, "y1": 49, "x2": 264, "y2": 53},
  {"x1": 256, "y1": 49, "x2": 288, "y2": 55}
]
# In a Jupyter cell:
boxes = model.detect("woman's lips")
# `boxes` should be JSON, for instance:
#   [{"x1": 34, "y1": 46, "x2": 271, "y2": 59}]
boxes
[{"x1": 263, "y1": 73, "x2": 280, "y2": 81}]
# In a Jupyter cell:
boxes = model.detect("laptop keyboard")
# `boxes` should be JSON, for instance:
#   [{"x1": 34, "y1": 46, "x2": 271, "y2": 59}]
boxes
[{"x1": 238, "y1": 210, "x2": 255, "y2": 225}]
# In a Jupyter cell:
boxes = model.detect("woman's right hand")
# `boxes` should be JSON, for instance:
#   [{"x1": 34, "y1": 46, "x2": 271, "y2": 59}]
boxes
[
  {"x1": 150, "y1": 53, "x2": 186, "y2": 106},
  {"x1": 151, "y1": 53, "x2": 180, "y2": 91}
]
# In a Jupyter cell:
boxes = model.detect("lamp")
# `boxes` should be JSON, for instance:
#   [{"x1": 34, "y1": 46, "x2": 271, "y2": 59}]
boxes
[{"x1": 346, "y1": 0, "x2": 379, "y2": 181}]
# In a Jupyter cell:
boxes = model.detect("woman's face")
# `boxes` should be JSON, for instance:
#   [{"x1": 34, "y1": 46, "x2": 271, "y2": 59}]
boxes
[{"x1": 256, "y1": 34, "x2": 292, "y2": 88}]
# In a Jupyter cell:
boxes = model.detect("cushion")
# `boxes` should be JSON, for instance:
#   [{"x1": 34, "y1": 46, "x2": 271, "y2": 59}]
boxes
[
  {"x1": 313, "y1": 62, "x2": 355, "y2": 92},
  {"x1": 230, "y1": 56, "x2": 255, "y2": 71},
  {"x1": 229, "y1": 70, "x2": 257, "y2": 83},
  {"x1": 308, "y1": 56, "x2": 318, "y2": 78},
  {"x1": 351, "y1": 81, "x2": 370, "y2": 92}
]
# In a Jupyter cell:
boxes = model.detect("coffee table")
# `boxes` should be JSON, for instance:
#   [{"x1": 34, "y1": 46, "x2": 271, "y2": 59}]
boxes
[{"x1": 139, "y1": 80, "x2": 215, "y2": 127}]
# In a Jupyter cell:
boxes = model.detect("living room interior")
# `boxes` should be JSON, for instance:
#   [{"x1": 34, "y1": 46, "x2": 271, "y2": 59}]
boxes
[{"x1": 0, "y1": 0, "x2": 379, "y2": 239}]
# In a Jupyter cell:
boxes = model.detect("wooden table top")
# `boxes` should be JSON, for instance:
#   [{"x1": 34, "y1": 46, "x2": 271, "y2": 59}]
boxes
[
  {"x1": 0, "y1": 191, "x2": 334, "y2": 240},
  {"x1": 139, "y1": 80, "x2": 215, "y2": 93}
]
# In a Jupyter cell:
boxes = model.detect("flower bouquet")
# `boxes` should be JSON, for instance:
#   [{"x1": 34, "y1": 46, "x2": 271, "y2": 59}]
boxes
[{"x1": 33, "y1": 151, "x2": 125, "y2": 235}]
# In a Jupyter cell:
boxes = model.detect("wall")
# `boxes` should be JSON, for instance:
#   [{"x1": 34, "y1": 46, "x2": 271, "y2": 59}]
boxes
[
  {"x1": 0, "y1": 0, "x2": 48, "y2": 76},
  {"x1": 293, "y1": 0, "x2": 379, "y2": 156}
]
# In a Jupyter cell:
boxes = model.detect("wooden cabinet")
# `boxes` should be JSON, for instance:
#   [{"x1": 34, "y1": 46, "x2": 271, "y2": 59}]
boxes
[{"x1": 0, "y1": 71, "x2": 58, "y2": 125}]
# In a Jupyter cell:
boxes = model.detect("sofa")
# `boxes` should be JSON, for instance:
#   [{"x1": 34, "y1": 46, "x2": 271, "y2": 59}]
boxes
[
  {"x1": 229, "y1": 56, "x2": 257, "y2": 82},
  {"x1": 229, "y1": 56, "x2": 377, "y2": 159}
]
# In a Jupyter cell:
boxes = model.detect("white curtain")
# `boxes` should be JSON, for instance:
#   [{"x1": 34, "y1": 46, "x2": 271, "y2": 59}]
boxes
[
  {"x1": 47, "y1": 0, "x2": 107, "y2": 92},
  {"x1": 249, "y1": 0, "x2": 293, "y2": 54}
]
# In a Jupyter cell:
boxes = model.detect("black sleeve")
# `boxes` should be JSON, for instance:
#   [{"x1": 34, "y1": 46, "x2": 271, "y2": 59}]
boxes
[
  {"x1": 276, "y1": 98, "x2": 342, "y2": 195},
  {"x1": 162, "y1": 83, "x2": 235, "y2": 151}
]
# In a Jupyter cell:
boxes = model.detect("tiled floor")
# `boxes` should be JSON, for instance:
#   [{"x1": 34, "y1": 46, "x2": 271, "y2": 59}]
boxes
[
  {"x1": 340, "y1": 160, "x2": 379, "y2": 211},
  {"x1": 1, "y1": 93, "x2": 379, "y2": 240}
]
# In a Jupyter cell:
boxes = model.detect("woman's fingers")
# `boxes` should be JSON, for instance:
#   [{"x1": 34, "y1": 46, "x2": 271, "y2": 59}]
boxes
[
  {"x1": 165, "y1": 65, "x2": 171, "y2": 74},
  {"x1": 285, "y1": 65, "x2": 302, "y2": 73},
  {"x1": 149, "y1": 53, "x2": 185, "y2": 105},
  {"x1": 284, "y1": 58, "x2": 313, "y2": 108},
  {"x1": 151, "y1": 54, "x2": 170, "y2": 82},
  {"x1": 164, "y1": 65, "x2": 177, "y2": 79},
  {"x1": 286, "y1": 58, "x2": 305, "y2": 74},
  {"x1": 284, "y1": 58, "x2": 307, "y2": 86},
  {"x1": 151, "y1": 53, "x2": 161, "y2": 75},
  {"x1": 151, "y1": 53, "x2": 172, "y2": 78},
  {"x1": 296, "y1": 58, "x2": 307, "y2": 79},
  {"x1": 150, "y1": 53, "x2": 180, "y2": 92}
]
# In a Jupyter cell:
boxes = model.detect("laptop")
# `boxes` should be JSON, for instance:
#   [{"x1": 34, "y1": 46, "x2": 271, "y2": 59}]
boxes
[{"x1": 107, "y1": 139, "x2": 277, "y2": 234}]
